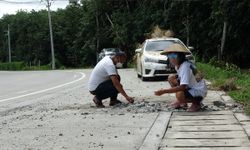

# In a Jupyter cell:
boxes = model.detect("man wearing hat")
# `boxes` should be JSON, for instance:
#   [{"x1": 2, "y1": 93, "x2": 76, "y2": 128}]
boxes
[
  {"x1": 154, "y1": 43, "x2": 207, "y2": 112},
  {"x1": 88, "y1": 52, "x2": 134, "y2": 108}
]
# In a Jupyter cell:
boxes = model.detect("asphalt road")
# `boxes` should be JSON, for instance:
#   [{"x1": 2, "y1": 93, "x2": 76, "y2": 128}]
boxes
[
  {"x1": 0, "y1": 70, "x2": 87, "y2": 105},
  {"x1": 1, "y1": 69, "x2": 250, "y2": 150},
  {"x1": 0, "y1": 69, "x2": 169, "y2": 150}
]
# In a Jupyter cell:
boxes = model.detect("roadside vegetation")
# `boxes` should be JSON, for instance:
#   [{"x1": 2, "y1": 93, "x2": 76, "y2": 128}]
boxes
[
  {"x1": 1, "y1": 0, "x2": 250, "y2": 69},
  {"x1": 197, "y1": 60, "x2": 250, "y2": 115},
  {"x1": 0, "y1": 0, "x2": 249, "y2": 114},
  {"x1": 0, "y1": 62, "x2": 51, "y2": 70}
]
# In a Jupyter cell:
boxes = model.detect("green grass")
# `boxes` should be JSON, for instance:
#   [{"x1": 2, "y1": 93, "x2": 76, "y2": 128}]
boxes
[
  {"x1": 0, "y1": 62, "x2": 26, "y2": 70},
  {"x1": 197, "y1": 62, "x2": 250, "y2": 115}
]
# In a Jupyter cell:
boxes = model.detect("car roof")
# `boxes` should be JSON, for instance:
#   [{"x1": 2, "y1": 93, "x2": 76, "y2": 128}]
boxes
[
  {"x1": 102, "y1": 48, "x2": 121, "y2": 51},
  {"x1": 145, "y1": 38, "x2": 180, "y2": 42}
]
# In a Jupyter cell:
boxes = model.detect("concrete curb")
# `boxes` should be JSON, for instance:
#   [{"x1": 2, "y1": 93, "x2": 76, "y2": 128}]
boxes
[
  {"x1": 221, "y1": 94, "x2": 250, "y2": 139},
  {"x1": 139, "y1": 112, "x2": 172, "y2": 150},
  {"x1": 234, "y1": 113, "x2": 250, "y2": 139}
]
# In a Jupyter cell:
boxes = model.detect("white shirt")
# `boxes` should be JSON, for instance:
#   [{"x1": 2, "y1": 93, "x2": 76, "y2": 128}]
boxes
[
  {"x1": 88, "y1": 56, "x2": 117, "y2": 91},
  {"x1": 177, "y1": 61, "x2": 207, "y2": 97}
]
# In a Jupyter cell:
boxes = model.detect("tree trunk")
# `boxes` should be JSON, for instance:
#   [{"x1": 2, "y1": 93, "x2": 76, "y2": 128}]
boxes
[
  {"x1": 95, "y1": 0, "x2": 100, "y2": 64},
  {"x1": 125, "y1": 0, "x2": 130, "y2": 12},
  {"x1": 186, "y1": 2, "x2": 190, "y2": 47},
  {"x1": 165, "y1": 0, "x2": 174, "y2": 25},
  {"x1": 105, "y1": 13, "x2": 121, "y2": 40},
  {"x1": 220, "y1": 21, "x2": 227, "y2": 61}
]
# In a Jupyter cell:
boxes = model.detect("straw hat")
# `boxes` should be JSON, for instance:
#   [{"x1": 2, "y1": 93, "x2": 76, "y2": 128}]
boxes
[{"x1": 160, "y1": 43, "x2": 191, "y2": 55}]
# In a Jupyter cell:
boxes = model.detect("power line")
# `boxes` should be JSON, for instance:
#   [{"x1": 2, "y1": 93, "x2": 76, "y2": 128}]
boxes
[
  {"x1": 0, "y1": 0, "x2": 68, "y2": 4},
  {"x1": 0, "y1": 0, "x2": 40, "y2": 4}
]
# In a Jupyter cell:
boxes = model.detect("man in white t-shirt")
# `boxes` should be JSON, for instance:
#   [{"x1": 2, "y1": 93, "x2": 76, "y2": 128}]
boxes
[
  {"x1": 154, "y1": 43, "x2": 207, "y2": 112},
  {"x1": 88, "y1": 52, "x2": 134, "y2": 108}
]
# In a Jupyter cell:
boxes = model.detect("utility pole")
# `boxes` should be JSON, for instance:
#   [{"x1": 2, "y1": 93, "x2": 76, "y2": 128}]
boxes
[
  {"x1": 7, "y1": 24, "x2": 11, "y2": 63},
  {"x1": 44, "y1": 0, "x2": 55, "y2": 69}
]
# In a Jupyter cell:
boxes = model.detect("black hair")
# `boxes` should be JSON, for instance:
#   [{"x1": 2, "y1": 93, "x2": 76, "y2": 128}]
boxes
[
  {"x1": 176, "y1": 52, "x2": 197, "y2": 75},
  {"x1": 114, "y1": 52, "x2": 126, "y2": 56},
  {"x1": 176, "y1": 52, "x2": 187, "y2": 65}
]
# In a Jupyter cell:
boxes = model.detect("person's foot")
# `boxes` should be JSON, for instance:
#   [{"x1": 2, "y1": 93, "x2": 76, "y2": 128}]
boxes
[
  {"x1": 109, "y1": 99, "x2": 122, "y2": 106},
  {"x1": 187, "y1": 102, "x2": 201, "y2": 112},
  {"x1": 170, "y1": 101, "x2": 187, "y2": 109},
  {"x1": 93, "y1": 97, "x2": 105, "y2": 108}
]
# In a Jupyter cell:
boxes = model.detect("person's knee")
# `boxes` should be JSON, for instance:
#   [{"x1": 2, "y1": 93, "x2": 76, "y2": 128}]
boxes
[
  {"x1": 168, "y1": 74, "x2": 178, "y2": 87},
  {"x1": 117, "y1": 75, "x2": 121, "y2": 82},
  {"x1": 168, "y1": 74, "x2": 175, "y2": 81},
  {"x1": 176, "y1": 91, "x2": 186, "y2": 103}
]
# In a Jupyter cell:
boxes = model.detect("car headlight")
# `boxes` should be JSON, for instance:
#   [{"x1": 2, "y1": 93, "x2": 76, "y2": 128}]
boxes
[{"x1": 144, "y1": 56, "x2": 159, "y2": 63}]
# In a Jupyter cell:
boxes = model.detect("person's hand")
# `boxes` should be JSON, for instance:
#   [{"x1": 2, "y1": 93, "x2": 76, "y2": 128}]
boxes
[
  {"x1": 126, "y1": 96, "x2": 134, "y2": 103},
  {"x1": 154, "y1": 89, "x2": 165, "y2": 96}
]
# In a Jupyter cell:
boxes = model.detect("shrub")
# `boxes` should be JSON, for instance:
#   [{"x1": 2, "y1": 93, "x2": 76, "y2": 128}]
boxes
[{"x1": 0, "y1": 62, "x2": 26, "y2": 70}]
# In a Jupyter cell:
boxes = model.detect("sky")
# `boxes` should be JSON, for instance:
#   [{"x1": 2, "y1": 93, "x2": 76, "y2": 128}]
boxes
[{"x1": 0, "y1": 0, "x2": 69, "y2": 18}]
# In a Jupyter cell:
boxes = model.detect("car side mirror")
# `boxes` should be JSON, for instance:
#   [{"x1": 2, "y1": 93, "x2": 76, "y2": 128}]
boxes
[
  {"x1": 188, "y1": 46, "x2": 194, "y2": 51},
  {"x1": 135, "y1": 48, "x2": 142, "y2": 53}
]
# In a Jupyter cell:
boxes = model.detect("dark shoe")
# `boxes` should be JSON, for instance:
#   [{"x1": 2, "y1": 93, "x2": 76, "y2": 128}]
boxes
[
  {"x1": 93, "y1": 97, "x2": 105, "y2": 108},
  {"x1": 109, "y1": 99, "x2": 122, "y2": 106}
]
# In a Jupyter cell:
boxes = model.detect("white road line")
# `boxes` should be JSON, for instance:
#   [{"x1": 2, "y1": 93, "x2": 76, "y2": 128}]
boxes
[
  {"x1": 0, "y1": 72, "x2": 86, "y2": 103},
  {"x1": 16, "y1": 90, "x2": 30, "y2": 94}
]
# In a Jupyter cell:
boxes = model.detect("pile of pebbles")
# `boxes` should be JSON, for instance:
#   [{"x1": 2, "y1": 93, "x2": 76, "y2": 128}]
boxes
[
  {"x1": 106, "y1": 100, "x2": 245, "y2": 113},
  {"x1": 113, "y1": 101, "x2": 171, "y2": 113}
]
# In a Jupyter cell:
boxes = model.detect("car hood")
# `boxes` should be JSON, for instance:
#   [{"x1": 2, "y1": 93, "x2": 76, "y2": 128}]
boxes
[{"x1": 145, "y1": 51, "x2": 167, "y2": 59}]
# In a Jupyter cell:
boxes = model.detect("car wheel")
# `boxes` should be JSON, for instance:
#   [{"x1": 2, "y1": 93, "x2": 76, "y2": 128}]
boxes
[
  {"x1": 137, "y1": 73, "x2": 141, "y2": 78},
  {"x1": 123, "y1": 62, "x2": 128, "y2": 68},
  {"x1": 140, "y1": 66, "x2": 147, "y2": 81},
  {"x1": 142, "y1": 76, "x2": 148, "y2": 81}
]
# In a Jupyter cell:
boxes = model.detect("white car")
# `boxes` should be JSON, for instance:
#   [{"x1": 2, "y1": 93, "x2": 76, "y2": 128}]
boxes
[{"x1": 135, "y1": 38, "x2": 194, "y2": 81}]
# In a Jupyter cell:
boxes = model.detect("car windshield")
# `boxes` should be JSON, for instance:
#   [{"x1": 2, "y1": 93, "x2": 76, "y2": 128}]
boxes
[
  {"x1": 104, "y1": 48, "x2": 120, "y2": 52},
  {"x1": 145, "y1": 40, "x2": 180, "y2": 51}
]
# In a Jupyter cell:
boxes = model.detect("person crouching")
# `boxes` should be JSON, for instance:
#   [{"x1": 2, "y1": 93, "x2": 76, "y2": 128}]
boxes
[
  {"x1": 88, "y1": 52, "x2": 134, "y2": 108},
  {"x1": 154, "y1": 44, "x2": 207, "y2": 112}
]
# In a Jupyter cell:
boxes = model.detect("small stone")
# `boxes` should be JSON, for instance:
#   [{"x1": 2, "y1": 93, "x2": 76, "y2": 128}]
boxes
[
  {"x1": 148, "y1": 103, "x2": 156, "y2": 107},
  {"x1": 81, "y1": 112, "x2": 89, "y2": 115},
  {"x1": 59, "y1": 133, "x2": 63, "y2": 136},
  {"x1": 114, "y1": 136, "x2": 118, "y2": 138},
  {"x1": 127, "y1": 132, "x2": 131, "y2": 135},
  {"x1": 213, "y1": 101, "x2": 226, "y2": 107}
]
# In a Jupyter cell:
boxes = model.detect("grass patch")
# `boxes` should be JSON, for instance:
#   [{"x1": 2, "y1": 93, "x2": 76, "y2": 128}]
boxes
[
  {"x1": 197, "y1": 62, "x2": 250, "y2": 115},
  {"x1": 0, "y1": 62, "x2": 26, "y2": 70}
]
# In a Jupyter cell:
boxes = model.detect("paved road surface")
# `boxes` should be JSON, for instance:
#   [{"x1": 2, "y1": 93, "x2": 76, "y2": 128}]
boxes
[
  {"x1": 0, "y1": 70, "x2": 85, "y2": 102},
  {"x1": 0, "y1": 69, "x2": 249, "y2": 150}
]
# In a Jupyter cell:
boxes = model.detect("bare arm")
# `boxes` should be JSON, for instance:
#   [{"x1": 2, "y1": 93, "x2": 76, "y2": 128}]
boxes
[
  {"x1": 155, "y1": 85, "x2": 187, "y2": 96},
  {"x1": 110, "y1": 75, "x2": 134, "y2": 103}
]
